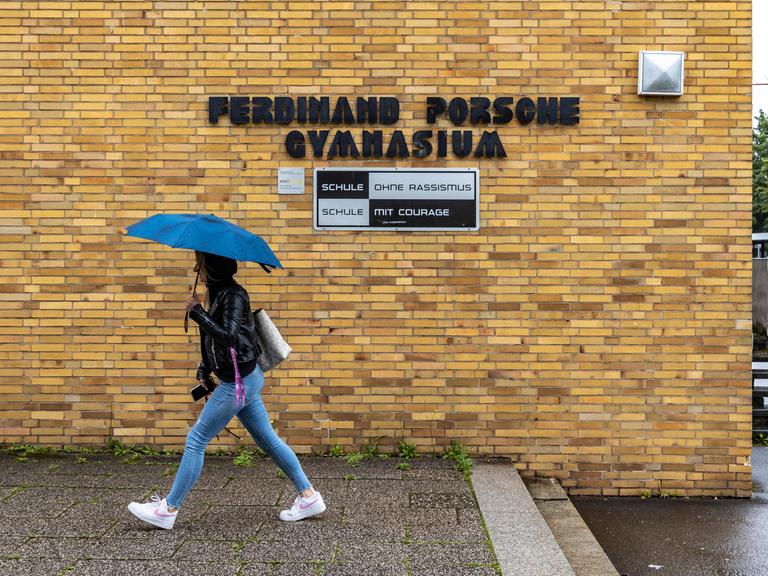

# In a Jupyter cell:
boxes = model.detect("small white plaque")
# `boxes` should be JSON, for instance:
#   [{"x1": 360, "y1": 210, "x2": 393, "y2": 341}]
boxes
[{"x1": 278, "y1": 167, "x2": 305, "y2": 195}]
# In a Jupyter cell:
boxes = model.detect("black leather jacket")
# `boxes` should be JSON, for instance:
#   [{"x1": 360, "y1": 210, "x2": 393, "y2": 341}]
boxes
[{"x1": 189, "y1": 283, "x2": 260, "y2": 382}]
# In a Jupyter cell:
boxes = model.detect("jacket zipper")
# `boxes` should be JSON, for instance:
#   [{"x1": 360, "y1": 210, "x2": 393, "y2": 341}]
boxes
[{"x1": 211, "y1": 341, "x2": 219, "y2": 369}]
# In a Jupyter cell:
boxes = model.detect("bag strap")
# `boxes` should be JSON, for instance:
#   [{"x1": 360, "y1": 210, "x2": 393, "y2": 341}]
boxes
[{"x1": 229, "y1": 346, "x2": 245, "y2": 408}]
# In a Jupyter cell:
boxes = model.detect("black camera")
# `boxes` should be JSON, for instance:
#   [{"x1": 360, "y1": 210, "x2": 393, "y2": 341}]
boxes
[{"x1": 190, "y1": 376, "x2": 217, "y2": 401}]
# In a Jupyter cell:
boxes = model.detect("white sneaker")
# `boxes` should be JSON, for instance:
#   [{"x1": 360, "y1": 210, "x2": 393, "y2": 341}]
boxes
[
  {"x1": 279, "y1": 491, "x2": 326, "y2": 521},
  {"x1": 128, "y1": 495, "x2": 177, "y2": 530}
]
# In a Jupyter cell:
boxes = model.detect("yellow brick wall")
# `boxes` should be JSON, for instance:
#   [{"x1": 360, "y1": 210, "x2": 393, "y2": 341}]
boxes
[{"x1": 0, "y1": 1, "x2": 753, "y2": 496}]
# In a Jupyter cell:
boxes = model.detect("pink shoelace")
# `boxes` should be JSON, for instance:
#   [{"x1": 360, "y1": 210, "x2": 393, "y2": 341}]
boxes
[{"x1": 229, "y1": 346, "x2": 244, "y2": 408}]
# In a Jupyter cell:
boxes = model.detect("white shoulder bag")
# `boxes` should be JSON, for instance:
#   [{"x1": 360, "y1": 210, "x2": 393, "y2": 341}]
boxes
[{"x1": 252, "y1": 308, "x2": 292, "y2": 372}]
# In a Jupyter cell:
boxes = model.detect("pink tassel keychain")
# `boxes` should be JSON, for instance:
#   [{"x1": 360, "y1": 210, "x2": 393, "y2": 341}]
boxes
[{"x1": 229, "y1": 347, "x2": 245, "y2": 408}]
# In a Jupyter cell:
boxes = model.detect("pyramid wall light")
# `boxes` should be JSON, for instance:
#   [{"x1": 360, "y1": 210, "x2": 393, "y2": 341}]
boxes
[{"x1": 638, "y1": 51, "x2": 684, "y2": 96}]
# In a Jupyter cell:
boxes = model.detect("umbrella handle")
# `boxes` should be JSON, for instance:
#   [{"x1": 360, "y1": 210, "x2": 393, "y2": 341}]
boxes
[{"x1": 184, "y1": 268, "x2": 201, "y2": 334}]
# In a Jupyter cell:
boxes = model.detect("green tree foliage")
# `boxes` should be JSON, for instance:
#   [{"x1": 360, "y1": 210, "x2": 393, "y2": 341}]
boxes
[{"x1": 754, "y1": 110, "x2": 768, "y2": 232}]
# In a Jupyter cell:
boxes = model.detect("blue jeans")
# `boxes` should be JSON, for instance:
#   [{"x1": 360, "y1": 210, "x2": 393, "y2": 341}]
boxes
[{"x1": 166, "y1": 366, "x2": 311, "y2": 508}]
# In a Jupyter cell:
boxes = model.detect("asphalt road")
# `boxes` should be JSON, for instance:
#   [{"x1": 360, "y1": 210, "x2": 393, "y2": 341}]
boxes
[{"x1": 573, "y1": 447, "x2": 768, "y2": 576}]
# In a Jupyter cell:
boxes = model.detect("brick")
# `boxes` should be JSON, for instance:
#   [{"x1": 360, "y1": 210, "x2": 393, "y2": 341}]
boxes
[{"x1": 0, "y1": 0, "x2": 751, "y2": 497}]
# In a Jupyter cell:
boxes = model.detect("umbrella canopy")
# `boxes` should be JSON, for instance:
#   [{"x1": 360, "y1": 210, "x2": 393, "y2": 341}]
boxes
[{"x1": 125, "y1": 213, "x2": 282, "y2": 270}]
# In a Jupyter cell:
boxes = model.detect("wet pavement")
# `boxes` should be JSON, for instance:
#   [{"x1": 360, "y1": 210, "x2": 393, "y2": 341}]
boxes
[
  {"x1": 0, "y1": 451, "x2": 500, "y2": 576},
  {"x1": 572, "y1": 446, "x2": 768, "y2": 576}
]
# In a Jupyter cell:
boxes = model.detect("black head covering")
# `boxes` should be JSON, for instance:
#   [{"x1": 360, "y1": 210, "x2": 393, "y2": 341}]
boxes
[
  {"x1": 195, "y1": 251, "x2": 237, "y2": 306},
  {"x1": 202, "y1": 252, "x2": 237, "y2": 285}
]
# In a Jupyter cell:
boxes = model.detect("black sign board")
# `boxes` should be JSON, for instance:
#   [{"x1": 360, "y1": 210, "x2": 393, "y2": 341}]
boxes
[{"x1": 314, "y1": 168, "x2": 479, "y2": 231}]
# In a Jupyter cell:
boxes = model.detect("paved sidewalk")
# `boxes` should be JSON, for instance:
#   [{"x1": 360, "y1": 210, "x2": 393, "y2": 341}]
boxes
[{"x1": 0, "y1": 452, "x2": 500, "y2": 576}]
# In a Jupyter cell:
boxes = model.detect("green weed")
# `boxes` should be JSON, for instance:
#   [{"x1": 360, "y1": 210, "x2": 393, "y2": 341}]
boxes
[
  {"x1": 361, "y1": 440, "x2": 381, "y2": 459},
  {"x1": 253, "y1": 447, "x2": 267, "y2": 458},
  {"x1": 398, "y1": 440, "x2": 418, "y2": 459},
  {"x1": 233, "y1": 448, "x2": 254, "y2": 467},
  {"x1": 122, "y1": 453, "x2": 140, "y2": 465},
  {"x1": 232, "y1": 539, "x2": 246, "y2": 555},
  {"x1": 4, "y1": 444, "x2": 53, "y2": 461},
  {"x1": 62, "y1": 445, "x2": 95, "y2": 455},
  {"x1": 402, "y1": 523, "x2": 412, "y2": 544},
  {"x1": 106, "y1": 439, "x2": 148, "y2": 464},
  {"x1": 346, "y1": 452, "x2": 365, "y2": 468},
  {"x1": 442, "y1": 440, "x2": 473, "y2": 477},
  {"x1": 754, "y1": 433, "x2": 768, "y2": 447},
  {"x1": 107, "y1": 439, "x2": 134, "y2": 456}
]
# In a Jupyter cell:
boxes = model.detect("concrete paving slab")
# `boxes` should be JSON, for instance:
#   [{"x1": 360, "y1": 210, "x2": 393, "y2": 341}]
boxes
[
  {"x1": 182, "y1": 505, "x2": 271, "y2": 538},
  {"x1": 334, "y1": 541, "x2": 407, "y2": 565},
  {"x1": 0, "y1": 559, "x2": 68, "y2": 576},
  {"x1": 402, "y1": 466, "x2": 468, "y2": 481},
  {"x1": 409, "y1": 490, "x2": 476, "y2": 509},
  {"x1": 12, "y1": 537, "x2": 98, "y2": 561},
  {"x1": 536, "y1": 500, "x2": 619, "y2": 576},
  {"x1": 336, "y1": 478, "x2": 413, "y2": 506},
  {"x1": 0, "y1": 537, "x2": 25, "y2": 558},
  {"x1": 268, "y1": 562, "x2": 324, "y2": 576},
  {"x1": 104, "y1": 521, "x2": 192, "y2": 542},
  {"x1": 302, "y1": 458, "x2": 404, "y2": 479},
  {"x1": 473, "y1": 464, "x2": 575, "y2": 576},
  {"x1": 195, "y1": 481, "x2": 286, "y2": 506},
  {"x1": 323, "y1": 563, "x2": 407, "y2": 576},
  {"x1": 5, "y1": 511, "x2": 116, "y2": 539},
  {"x1": 173, "y1": 538, "x2": 240, "y2": 562},
  {"x1": 87, "y1": 536, "x2": 179, "y2": 560},
  {"x1": 523, "y1": 477, "x2": 619, "y2": 576},
  {"x1": 408, "y1": 542, "x2": 496, "y2": 569},
  {"x1": 411, "y1": 568, "x2": 498, "y2": 576},
  {"x1": 409, "y1": 521, "x2": 488, "y2": 544},
  {"x1": 270, "y1": 521, "x2": 403, "y2": 544},
  {"x1": 48, "y1": 505, "x2": 120, "y2": 535},
  {"x1": 237, "y1": 563, "x2": 272, "y2": 576},
  {"x1": 0, "y1": 516, "x2": 45, "y2": 539},
  {"x1": 457, "y1": 506, "x2": 484, "y2": 525},
  {"x1": 240, "y1": 538, "x2": 335, "y2": 563},
  {"x1": 68, "y1": 559, "x2": 243, "y2": 576},
  {"x1": 217, "y1": 459, "x2": 285, "y2": 476},
  {"x1": 524, "y1": 477, "x2": 568, "y2": 501},
  {"x1": 94, "y1": 488, "x2": 159, "y2": 508},
  {"x1": 402, "y1": 478, "x2": 471, "y2": 491},
  {"x1": 0, "y1": 486, "x2": 103, "y2": 516},
  {"x1": 341, "y1": 505, "x2": 456, "y2": 526},
  {"x1": 35, "y1": 475, "x2": 131, "y2": 489},
  {"x1": 304, "y1": 479, "x2": 349, "y2": 504}
]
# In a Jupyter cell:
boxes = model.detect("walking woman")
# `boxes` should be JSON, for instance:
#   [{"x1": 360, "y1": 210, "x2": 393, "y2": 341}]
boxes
[{"x1": 128, "y1": 251, "x2": 325, "y2": 529}]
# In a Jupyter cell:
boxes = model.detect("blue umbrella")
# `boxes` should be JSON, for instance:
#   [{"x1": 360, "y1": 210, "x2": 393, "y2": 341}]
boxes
[
  {"x1": 126, "y1": 213, "x2": 282, "y2": 333},
  {"x1": 125, "y1": 213, "x2": 282, "y2": 270}
]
